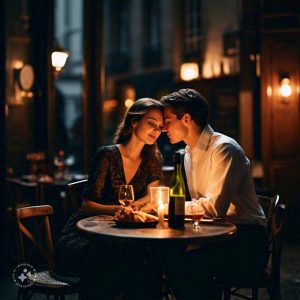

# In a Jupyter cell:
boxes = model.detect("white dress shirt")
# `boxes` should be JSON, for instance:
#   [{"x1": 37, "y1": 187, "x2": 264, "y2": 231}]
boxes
[{"x1": 184, "y1": 125, "x2": 266, "y2": 226}]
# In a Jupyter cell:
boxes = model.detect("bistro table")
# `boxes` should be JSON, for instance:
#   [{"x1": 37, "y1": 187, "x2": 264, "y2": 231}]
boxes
[
  {"x1": 77, "y1": 215, "x2": 237, "y2": 246},
  {"x1": 77, "y1": 215, "x2": 237, "y2": 299}
]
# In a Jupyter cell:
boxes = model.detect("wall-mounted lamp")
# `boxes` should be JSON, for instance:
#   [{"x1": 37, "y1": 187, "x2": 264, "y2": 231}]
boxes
[
  {"x1": 279, "y1": 77, "x2": 292, "y2": 98},
  {"x1": 51, "y1": 45, "x2": 69, "y2": 72},
  {"x1": 180, "y1": 63, "x2": 199, "y2": 81}
]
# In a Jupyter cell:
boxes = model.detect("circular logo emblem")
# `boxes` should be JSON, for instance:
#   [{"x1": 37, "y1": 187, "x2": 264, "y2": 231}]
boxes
[{"x1": 12, "y1": 263, "x2": 36, "y2": 288}]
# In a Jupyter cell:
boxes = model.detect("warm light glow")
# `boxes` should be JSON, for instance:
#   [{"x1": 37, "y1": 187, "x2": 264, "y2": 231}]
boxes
[
  {"x1": 157, "y1": 198, "x2": 165, "y2": 227},
  {"x1": 223, "y1": 59, "x2": 230, "y2": 75},
  {"x1": 213, "y1": 62, "x2": 221, "y2": 77},
  {"x1": 13, "y1": 60, "x2": 24, "y2": 69},
  {"x1": 266, "y1": 86, "x2": 272, "y2": 97},
  {"x1": 150, "y1": 187, "x2": 169, "y2": 213},
  {"x1": 280, "y1": 78, "x2": 292, "y2": 97},
  {"x1": 180, "y1": 63, "x2": 199, "y2": 81},
  {"x1": 125, "y1": 99, "x2": 134, "y2": 108},
  {"x1": 51, "y1": 50, "x2": 69, "y2": 71},
  {"x1": 202, "y1": 63, "x2": 213, "y2": 79},
  {"x1": 103, "y1": 99, "x2": 118, "y2": 112}
]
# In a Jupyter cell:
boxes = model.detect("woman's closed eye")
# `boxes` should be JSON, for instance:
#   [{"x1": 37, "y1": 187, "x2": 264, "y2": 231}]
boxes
[{"x1": 148, "y1": 122, "x2": 163, "y2": 131}]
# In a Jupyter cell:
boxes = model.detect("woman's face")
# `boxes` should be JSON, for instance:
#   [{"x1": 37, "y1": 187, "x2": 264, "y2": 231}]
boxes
[{"x1": 133, "y1": 108, "x2": 164, "y2": 144}]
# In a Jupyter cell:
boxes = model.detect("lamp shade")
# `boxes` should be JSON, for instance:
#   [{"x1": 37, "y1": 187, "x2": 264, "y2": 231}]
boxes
[
  {"x1": 280, "y1": 78, "x2": 292, "y2": 98},
  {"x1": 51, "y1": 46, "x2": 69, "y2": 71},
  {"x1": 180, "y1": 63, "x2": 199, "y2": 81}
]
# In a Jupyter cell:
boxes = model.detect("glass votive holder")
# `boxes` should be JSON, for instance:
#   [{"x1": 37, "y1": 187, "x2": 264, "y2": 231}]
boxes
[{"x1": 150, "y1": 186, "x2": 169, "y2": 228}]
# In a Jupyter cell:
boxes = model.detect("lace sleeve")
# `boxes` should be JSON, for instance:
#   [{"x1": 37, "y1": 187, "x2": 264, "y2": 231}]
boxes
[{"x1": 82, "y1": 147, "x2": 110, "y2": 202}]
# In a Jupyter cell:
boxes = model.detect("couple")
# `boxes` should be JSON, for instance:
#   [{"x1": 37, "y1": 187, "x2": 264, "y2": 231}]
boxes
[{"x1": 54, "y1": 89, "x2": 268, "y2": 300}]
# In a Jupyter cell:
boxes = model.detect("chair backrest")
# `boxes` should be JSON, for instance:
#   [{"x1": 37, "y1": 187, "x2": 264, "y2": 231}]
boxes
[
  {"x1": 257, "y1": 194, "x2": 280, "y2": 239},
  {"x1": 270, "y1": 203, "x2": 285, "y2": 290},
  {"x1": 16, "y1": 205, "x2": 54, "y2": 269},
  {"x1": 67, "y1": 179, "x2": 87, "y2": 211}
]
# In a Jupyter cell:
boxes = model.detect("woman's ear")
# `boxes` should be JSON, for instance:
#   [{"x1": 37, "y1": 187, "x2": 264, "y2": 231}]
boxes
[{"x1": 132, "y1": 120, "x2": 138, "y2": 128}]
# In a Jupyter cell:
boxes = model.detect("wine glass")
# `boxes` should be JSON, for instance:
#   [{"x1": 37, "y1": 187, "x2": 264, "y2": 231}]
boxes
[
  {"x1": 188, "y1": 201, "x2": 205, "y2": 230},
  {"x1": 118, "y1": 185, "x2": 135, "y2": 207}
]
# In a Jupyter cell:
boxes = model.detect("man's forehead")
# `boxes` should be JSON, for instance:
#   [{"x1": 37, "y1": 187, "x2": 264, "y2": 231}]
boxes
[{"x1": 163, "y1": 107, "x2": 174, "y2": 117}]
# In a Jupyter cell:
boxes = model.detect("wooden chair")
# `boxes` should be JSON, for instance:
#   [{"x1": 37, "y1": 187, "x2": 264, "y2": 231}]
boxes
[
  {"x1": 67, "y1": 179, "x2": 87, "y2": 211},
  {"x1": 15, "y1": 205, "x2": 80, "y2": 299},
  {"x1": 61, "y1": 179, "x2": 87, "y2": 223},
  {"x1": 222, "y1": 195, "x2": 285, "y2": 300},
  {"x1": 257, "y1": 194, "x2": 280, "y2": 240}
]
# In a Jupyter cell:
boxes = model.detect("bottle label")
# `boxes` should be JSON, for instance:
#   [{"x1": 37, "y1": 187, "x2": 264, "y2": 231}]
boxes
[
  {"x1": 170, "y1": 196, "x2": 185, "y2": 215},
  {"x1": 174, "y1": 196, "x2": 185, "y2": 215}
]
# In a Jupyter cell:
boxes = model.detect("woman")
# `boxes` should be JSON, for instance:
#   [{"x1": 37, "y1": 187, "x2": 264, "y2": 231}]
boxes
[{"x1": 53, "y1": 98, "x2": 164, "y2": 299}]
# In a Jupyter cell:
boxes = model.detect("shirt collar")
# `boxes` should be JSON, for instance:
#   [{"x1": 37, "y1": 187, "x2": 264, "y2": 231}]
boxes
[{"x1": 185, "y1": 124, "x2": 214, "y2": 153}]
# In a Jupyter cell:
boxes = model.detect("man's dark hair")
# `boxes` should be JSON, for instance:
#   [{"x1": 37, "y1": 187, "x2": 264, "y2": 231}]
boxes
[{"x1": 160, "y1": 88, "x2": 209, "y2": 129}]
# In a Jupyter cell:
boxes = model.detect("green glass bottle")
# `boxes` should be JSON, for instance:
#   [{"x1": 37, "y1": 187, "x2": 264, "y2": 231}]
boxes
[{"x1": 168, "y1": 152, "x2": 186, "y2": 229}]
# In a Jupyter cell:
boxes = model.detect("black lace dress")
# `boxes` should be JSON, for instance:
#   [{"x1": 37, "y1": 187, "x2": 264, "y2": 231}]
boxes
[{"x1": 54, "y1": 145, "x2": 163, "y2": 277}]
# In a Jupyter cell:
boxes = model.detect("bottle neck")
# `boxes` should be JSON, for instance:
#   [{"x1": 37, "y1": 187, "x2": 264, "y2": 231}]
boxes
[{"x1": 175, "y1": 163, "x2": 182, "y2": 174}]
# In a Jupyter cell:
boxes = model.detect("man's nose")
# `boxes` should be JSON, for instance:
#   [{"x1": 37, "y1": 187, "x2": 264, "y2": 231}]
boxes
[{"x1": 162, "y1": 124, "x2": 168, "y2": 132}]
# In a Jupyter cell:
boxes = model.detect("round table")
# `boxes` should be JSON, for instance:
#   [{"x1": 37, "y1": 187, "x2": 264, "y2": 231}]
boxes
[
  {"x1": 77, "y1": 215, "x2": 237, "y2": 246},
  {"x1": 77, "y1": 215, "x2": 237, "y2": 299}
]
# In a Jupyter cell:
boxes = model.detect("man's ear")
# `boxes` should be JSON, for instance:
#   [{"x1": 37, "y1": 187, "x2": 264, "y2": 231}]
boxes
[{"x1": 182, "y1": 113, "x2": 192, "y2": 125}]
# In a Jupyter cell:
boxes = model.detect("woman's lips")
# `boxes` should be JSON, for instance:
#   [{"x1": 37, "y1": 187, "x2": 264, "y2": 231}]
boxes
[{"x1": 149, "y1": 134, "x2": 157, "y2": 141}]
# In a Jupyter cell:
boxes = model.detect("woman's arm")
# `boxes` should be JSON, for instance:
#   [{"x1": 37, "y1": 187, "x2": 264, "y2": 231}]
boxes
[
  {"x1": 81, "y1": 147, "x2": 124, "y2": 216},
  {"x1": 130, "y1": 180, "x2": 161, "y2": 212},
  {"x1": 81, "y1": 199, "x2": 122, "y2": 216}
]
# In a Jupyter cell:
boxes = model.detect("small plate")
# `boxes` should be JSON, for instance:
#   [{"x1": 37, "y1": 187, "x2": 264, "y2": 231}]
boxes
[
  {"x1": 114, "y1": 219, "x2": 158, "y2": 228},
  {"x1": 184, "y1": 217, "x2": 213, "y2": 223}
]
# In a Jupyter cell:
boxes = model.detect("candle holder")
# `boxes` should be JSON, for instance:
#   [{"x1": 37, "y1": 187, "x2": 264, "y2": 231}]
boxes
[{"x1": 150, "y1": 187, "x2": 169, "y2": 228}]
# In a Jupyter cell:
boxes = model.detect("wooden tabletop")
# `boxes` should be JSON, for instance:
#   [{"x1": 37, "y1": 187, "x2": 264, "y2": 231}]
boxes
[{"x1": 77, "y1": 215, "x2": 237, "y2": 246}]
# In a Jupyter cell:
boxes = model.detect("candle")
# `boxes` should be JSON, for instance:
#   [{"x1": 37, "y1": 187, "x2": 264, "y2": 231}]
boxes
[{"x1": 157, "y1": 198, "x2": 164, "y2": 228}]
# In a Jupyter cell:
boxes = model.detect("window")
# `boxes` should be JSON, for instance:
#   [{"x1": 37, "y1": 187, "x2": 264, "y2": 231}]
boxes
[
  {"x1": 54, "y1": 0, "x2": 84, "y2": 172},
  {"x1": 182, "y1": 0, "x2": 204, "y2": 61},
  {"x1": 143, "y1": 0, "x2": 161, "y2": 67},
  {"x1": 106, "y1": 0, "x2": 130, "y2": 74}
]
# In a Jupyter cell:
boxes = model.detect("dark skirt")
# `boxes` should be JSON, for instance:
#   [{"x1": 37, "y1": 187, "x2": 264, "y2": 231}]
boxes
[{"x1": 53, "y1": 211, "x2": 162, "y2": 299}]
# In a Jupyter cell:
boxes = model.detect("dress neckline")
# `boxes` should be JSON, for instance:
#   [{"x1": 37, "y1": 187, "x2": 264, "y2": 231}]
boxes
[{"x1": 114, "y1": 145, "x2": 144, "y2": 185}]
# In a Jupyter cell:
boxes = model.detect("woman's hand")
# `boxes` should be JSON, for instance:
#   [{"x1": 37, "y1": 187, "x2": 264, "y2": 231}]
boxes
[
  {"x1": 129, "y1": 201, "x2": 144, "y2": 211},
  {"x1": 130, "y1": 201, "x2": 153, "y2": 213}
]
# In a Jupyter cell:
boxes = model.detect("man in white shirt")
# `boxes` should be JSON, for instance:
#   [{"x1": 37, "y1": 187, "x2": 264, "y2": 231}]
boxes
[{"x1": 161, "y1": 88, "x2": 268, "y2": 300}]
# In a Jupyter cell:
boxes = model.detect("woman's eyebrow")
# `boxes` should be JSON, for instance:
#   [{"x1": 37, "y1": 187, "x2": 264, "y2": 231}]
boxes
[{"x1": 147, "y1": 117, "x2": 160, "y2": 121}]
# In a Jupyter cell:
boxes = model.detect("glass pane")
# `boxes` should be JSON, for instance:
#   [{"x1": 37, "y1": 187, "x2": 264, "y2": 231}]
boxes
[{"x1": 54, "y1": 0, "x2": 83, "y2": 172}]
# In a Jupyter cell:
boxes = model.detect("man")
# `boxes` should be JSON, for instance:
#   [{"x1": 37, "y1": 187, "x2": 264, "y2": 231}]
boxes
[{"x1": 161, "y1": 88, "x2": 268, "y2": 300}]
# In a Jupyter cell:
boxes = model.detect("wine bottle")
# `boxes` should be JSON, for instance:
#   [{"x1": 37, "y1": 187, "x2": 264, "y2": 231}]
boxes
[{"x1": 168, "y1": 152, "x2": 186, "y2": 229}]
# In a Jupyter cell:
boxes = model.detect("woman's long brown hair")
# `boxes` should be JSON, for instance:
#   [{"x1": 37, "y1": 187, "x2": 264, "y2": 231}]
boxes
[{"x1": 113, "y1": 97, "x2": 163, "y2": 165}]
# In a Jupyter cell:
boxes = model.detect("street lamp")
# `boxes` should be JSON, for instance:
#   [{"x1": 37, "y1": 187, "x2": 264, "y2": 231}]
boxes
[{"x1": 51, "y1": 45, "x2": 69, "y2": 72}]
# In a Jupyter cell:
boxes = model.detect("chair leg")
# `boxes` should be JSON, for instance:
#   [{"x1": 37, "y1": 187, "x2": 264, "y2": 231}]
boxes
[
  {"x1": 270, "y1": 286, "x2": 281, "y2": 300},
  {"x1": 223, "y1": 287, "x2": 231, "y2": 300},
  {"x1": 252, "y1": 288, "x2": 258, "y2": 300},
  {"x1": 20, "y1": 288, "x2": 29, "y2": 300}
]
